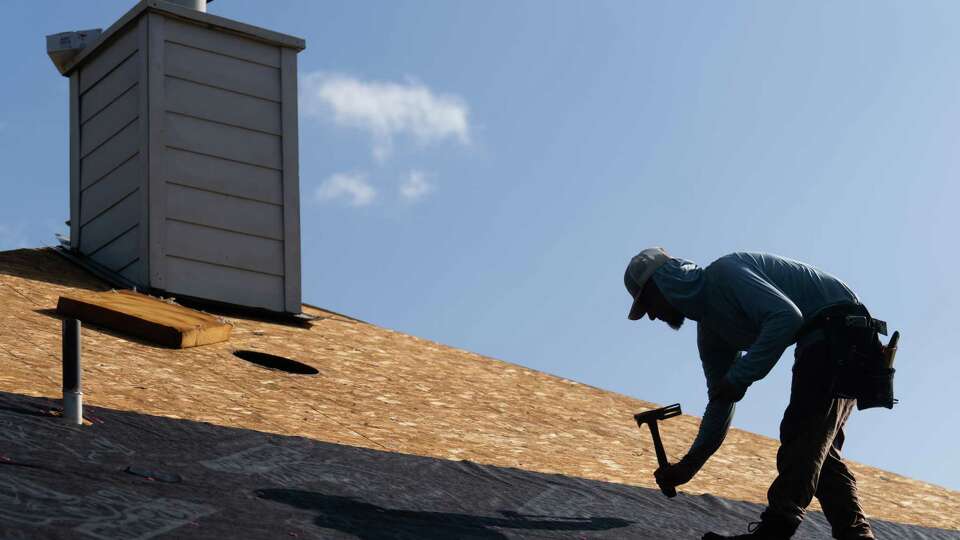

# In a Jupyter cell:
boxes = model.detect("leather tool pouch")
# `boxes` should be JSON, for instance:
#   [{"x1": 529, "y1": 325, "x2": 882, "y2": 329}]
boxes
[{"x1": 825, "y1": 309, "x2": 898, "y2": 410}]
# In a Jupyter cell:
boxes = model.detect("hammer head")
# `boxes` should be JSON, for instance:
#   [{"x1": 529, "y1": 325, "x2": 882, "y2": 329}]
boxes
[{"x1": 633, "y1": 403, "x2": 682, "y2": 426}]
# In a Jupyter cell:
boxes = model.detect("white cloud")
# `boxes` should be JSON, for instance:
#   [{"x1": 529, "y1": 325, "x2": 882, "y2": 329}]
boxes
[
  {"x1": 399, "y1": 170, "x2": 434, "y2": 203},
  {"x1": 301, "y1": 72, "x2": 470, "y2": 160},
  {"x1": 314, "y1": 172, "x2": 377, "y2": 207}
]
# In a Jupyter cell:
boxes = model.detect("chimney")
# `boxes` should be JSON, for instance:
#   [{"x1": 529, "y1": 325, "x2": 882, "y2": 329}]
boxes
[{"x1": 49, "y1": 1, "x2": 305, "y2": 314}]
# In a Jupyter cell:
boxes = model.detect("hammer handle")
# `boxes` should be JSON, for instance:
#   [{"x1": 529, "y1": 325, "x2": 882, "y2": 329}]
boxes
[{"x1": 647, "y1": 422, "x2": 677, "y2": 498}]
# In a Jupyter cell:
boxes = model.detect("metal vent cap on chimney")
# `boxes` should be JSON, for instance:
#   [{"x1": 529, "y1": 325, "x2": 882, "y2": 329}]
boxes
[{"x1": 46, "y1": 29, "x2": 102, "y2": 75}]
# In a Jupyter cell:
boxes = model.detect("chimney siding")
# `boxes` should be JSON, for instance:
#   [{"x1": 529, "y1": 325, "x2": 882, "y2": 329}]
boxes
[{"x1": 66, "y1": 3, "x2": 305, "y2": 314}]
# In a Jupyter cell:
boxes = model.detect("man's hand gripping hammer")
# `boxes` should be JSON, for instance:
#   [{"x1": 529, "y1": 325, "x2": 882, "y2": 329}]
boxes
[{"x1": 634, "y1": 403, "x2": 682, "y2": 498}]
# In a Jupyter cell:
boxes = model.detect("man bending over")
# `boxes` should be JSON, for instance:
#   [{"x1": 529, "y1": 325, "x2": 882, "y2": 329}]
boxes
[{"x1": 624, "y1": 248, "x2": 880, "y2": 540}]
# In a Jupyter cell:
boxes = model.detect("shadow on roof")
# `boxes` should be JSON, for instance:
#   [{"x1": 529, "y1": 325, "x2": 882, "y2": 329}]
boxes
[
  {"x1": 0, "y1": 248, "x2": 107, "y2": 291},
  {"x1": 0, "y1": 390, "x2": 955, "y2": 539},
  {"x1": 257, "y1": 489, "x2": 631, "y2": 539}
]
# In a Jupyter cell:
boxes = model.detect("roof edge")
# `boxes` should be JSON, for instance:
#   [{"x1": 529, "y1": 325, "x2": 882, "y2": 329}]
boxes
[{"x1": 60, "y1": 0, "x2": 305, "y2": 76}]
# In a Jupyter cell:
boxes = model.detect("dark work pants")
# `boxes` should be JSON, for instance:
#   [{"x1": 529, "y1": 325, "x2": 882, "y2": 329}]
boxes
[{"x1": 763, "y1": 339, "x2": 875, "y2": 540}]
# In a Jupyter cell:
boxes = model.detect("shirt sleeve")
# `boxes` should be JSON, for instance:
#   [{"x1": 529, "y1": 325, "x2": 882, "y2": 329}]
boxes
[
  {"x1": 720, "y1": 264, "x2": 804, "y2": 391},
  {"x1": 683, "y1": 324, "x2": 738, "y2": 469}
]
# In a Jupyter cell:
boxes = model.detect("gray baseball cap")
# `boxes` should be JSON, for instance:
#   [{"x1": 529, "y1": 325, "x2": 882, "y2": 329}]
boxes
[{"x1": 624, "y1": 247, "x2": 670, "y2": 320}]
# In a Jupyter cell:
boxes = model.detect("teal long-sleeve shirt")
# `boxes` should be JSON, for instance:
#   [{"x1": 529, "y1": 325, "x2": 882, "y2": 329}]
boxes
[{"x1": 650, "y1": 252, "x2": 859, "y2": 467}]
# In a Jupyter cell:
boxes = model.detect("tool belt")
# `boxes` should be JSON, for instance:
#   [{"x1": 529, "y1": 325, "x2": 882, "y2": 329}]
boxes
[{"x1": 796, "y1": 303, "x2": 899, "y2": 410}]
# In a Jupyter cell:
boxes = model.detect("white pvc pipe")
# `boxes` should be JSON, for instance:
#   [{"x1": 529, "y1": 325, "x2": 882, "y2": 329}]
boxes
[
  {"x1": 62, "y1": 319, "x2": 83, "y2": 426},
  {"x1": 64, "y1": 390, "x2": 83, "y2": 425}
]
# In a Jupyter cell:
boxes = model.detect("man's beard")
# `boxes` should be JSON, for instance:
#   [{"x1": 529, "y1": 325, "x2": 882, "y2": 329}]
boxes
[{"x1": 666, "y1": 316, "x2": 685, "y2": 331}]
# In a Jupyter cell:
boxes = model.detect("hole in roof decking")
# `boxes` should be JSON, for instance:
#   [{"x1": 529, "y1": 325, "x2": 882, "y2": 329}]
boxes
[{"x1": 233, "y1": 350, "x2": 319, "y2": 375}]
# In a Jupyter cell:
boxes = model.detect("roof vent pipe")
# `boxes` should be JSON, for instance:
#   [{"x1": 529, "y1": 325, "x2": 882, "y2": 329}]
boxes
[
  {"x1": 164, "y1": 0, "x2": 211, "y2": 12},
  {"x1": 62, "y1": 319, "x2": 83, "y2": 426}
]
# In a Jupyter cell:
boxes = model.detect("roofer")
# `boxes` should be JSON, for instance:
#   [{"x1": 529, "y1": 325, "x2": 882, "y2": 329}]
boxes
[{"x1": 625, "y1": 248, "x2": 896, "y2": 540}]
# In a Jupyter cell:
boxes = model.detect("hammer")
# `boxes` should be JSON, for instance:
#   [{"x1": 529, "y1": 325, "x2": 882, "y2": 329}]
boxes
[{"x1": 634, "y1": 403, "x2": 682, "y2": 498}]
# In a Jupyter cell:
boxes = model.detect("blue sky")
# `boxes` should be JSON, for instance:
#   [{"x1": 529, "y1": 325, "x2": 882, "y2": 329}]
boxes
[{"x1": 3, "y1": 1, "x2": 958, "y2": 491}]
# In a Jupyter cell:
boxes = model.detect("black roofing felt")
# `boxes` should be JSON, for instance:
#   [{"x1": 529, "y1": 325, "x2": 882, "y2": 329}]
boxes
[{"x1": 0, "y1": 391, "x2": 955, "y2": 540}]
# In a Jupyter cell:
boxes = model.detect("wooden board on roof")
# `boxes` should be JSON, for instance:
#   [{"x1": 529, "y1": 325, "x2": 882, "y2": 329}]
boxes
[{"x1": 56, "y1": 289, "x2": 232, "y2": 348}]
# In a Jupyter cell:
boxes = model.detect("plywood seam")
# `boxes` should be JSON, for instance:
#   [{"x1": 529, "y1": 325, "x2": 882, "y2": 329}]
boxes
[{"x1": 290, "y1": 380, "x2": 393, "y2": 452}]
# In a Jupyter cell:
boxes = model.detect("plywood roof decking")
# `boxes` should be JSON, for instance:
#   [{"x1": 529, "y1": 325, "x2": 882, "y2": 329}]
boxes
[
  {"x1": 0, "y1": 248, "x2": 956, "y2": 531},
  {"x1": 56, "y1": 289, "x2": 232, "y2": 348}
]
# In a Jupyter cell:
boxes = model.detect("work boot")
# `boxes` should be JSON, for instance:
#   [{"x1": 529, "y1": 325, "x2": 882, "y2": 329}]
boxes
[
  {"x1": 835, "y1": 528, "x2": 874, "y2": 540},
  {"x1": 702, "y1": 516, "x2": 798, "y2": 540}
]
